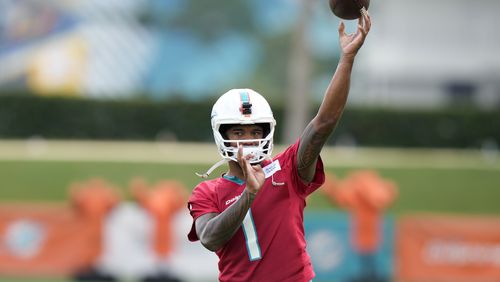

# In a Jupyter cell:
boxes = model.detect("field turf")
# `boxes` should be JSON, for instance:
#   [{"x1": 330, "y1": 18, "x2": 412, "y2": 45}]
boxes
[{"x1": 0, "y1": 140, "x2": 499, "y2": 215}]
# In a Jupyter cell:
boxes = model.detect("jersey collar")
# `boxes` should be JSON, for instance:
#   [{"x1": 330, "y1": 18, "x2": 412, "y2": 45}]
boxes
[{"x1": 223, "y1": 174, "x2": 245, "y2": 185}]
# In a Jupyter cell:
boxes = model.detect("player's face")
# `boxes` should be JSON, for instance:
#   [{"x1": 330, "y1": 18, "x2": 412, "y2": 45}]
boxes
[{"x1": 225, "y1": 125, "x2": 264, "y2": 147}]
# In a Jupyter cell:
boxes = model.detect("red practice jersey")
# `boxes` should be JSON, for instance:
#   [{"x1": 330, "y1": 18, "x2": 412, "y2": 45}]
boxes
[{"x1": 188, "y1": 140, "x2": 325, "y2": 282}]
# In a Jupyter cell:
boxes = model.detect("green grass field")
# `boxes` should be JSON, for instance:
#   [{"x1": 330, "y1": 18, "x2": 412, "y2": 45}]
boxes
[{"x1": 1, "y1": 140, "x2": 499, "y2": 215}]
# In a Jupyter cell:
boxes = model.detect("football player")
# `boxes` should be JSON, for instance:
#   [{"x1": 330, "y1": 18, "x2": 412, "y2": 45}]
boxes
[{"x1": 187, "y1": 11, "x2": 371, "y2": 282}]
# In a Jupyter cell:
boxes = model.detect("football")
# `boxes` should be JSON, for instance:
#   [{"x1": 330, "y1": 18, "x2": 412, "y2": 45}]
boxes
[{"x1": 329, "y1": 0, "x2": 370, "y2": 20}]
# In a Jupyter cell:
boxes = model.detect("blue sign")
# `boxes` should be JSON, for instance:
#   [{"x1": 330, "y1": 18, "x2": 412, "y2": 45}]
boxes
[{"x1": 305, "y1": 211, "x2": 394, "y2": 282}]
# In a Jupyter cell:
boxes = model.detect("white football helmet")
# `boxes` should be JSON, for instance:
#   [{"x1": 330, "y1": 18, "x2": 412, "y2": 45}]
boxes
[
  {"x1": 212, "y1": 88, "x2": 276, "y2": 163},
  {"x1": 196, "y1": 88, "x2": 276, "y2": 178}
]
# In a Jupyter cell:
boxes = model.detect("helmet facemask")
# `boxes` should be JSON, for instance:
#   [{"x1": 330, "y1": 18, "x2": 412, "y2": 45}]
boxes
[{"x1": 215, "y1": 123, "x2": 274, "y2": 164}]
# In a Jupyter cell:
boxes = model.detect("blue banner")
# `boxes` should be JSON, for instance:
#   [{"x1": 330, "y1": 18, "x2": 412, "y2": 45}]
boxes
[{"x1": 305, "y1": 211, "x2": 394, "y2": 282}]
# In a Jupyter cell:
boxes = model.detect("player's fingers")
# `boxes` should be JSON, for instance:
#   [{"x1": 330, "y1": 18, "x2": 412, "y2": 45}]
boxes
[
  {"x1": 237, "y1": 145, "x2": 243, "y2": 162},
  {"x1": 237, "y1": 145, "x2": 248, "y2": 172},
  {"x1": 354, "y1": 24, "x2": 366, "y2": 41},
  {"x1": 362, "y1": 8, "x2": 371, "y2": 20},
  {"x1": 338, "y1": 21, "x2": 346, "y2": 37},
  {"x1": 252, "y1": 164, "x2": 262, "y2": 172},
  {"x1": 251, "y1": 164, "x2": 264, "y2": 182},
  {"x1": 362, "y1": 10, "x2": 371, "y2": 33},
  {"x1": 240, "y1": 147, "x2": 255, "y2": 171},
  {"x1": 353, "y1": 16, "x2": 366, "y2": 38},
  {"x1": 358, "y1": 24, "x2": 367, "y2": 38}
]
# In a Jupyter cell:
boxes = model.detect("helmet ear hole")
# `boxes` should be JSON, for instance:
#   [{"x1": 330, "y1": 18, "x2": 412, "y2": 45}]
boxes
[
  {"x1": 219, "y1": 124, "x2": 232, "y2": 139},
  {"x1": 256, "y1": 123, "x2": 270, "y2": 137}
]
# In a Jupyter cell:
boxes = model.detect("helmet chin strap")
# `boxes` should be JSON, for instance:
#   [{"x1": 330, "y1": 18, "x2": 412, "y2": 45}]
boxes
[{"x1": 195, "y1": 159, "x2": 228, "y2": 179}]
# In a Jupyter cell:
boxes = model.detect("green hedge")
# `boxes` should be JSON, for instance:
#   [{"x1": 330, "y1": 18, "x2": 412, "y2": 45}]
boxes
[
  {"x1": 0, "y1": 95, "x2": 215, "y2": 141},
  {"x1": 0, "y1": 94, "x2": 498, "y2": 148},
  {"x1": 333, "y1": 108, "x2": 499, "y2": 148}
]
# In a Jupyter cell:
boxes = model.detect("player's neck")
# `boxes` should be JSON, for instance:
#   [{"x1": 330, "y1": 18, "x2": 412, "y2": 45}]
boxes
[{"x1": 226, "y1": 160, "x2": 245, "y2": 180}]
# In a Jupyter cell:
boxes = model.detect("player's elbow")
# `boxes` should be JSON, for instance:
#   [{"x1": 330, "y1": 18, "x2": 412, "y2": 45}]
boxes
[
  {"x1": 313, "y1": 116, "x2": 338, "y2": 135},
  {"x1": 200, "y1": 236, "x2": 223, "y2": 252},
  {"x1": 199, "y1": 227, "x2": 224, "y2": 252}
]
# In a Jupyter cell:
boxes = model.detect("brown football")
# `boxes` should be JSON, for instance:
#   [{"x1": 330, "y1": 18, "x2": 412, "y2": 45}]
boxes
[{"x1": 329, "y1": 0, "x2": 370, "y2": 20}]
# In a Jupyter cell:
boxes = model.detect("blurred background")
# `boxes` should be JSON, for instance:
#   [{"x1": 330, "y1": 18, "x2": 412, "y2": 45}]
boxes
[{"x1": 0, "y1": 0, "x2": 499, "y2": 282}]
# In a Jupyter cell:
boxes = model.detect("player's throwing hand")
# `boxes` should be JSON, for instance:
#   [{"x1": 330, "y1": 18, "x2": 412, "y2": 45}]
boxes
[
  {"x1": 237, "y1": 145, "x2": 265, "y2": 195},
  {"x1": 339, "y1": 9, "x2": 371, "y2": 59}
]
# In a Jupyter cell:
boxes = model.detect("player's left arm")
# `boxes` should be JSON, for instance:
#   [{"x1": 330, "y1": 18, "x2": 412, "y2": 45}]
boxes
[{"x1": 297, "y1": 11, "x2": 371, "y2": 183}]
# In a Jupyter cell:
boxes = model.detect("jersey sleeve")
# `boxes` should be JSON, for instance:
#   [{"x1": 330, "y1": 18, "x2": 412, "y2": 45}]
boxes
[
  {"x1": 277, "y1": 138, "x2": 325, "y2": 197},
  {"x1": 187, "y1": 181, "x2": 220, "y2": 241}
]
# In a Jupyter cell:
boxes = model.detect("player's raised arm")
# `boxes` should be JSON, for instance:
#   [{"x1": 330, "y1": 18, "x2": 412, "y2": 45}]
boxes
[{"x1": 297, "y1": 12, "x2": 371, "y2": 183}]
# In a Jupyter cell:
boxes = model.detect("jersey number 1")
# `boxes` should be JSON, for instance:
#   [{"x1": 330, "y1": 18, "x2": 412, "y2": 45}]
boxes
[{"x1": 242, "y1": 209, "x2": 262, "y2": 261}]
